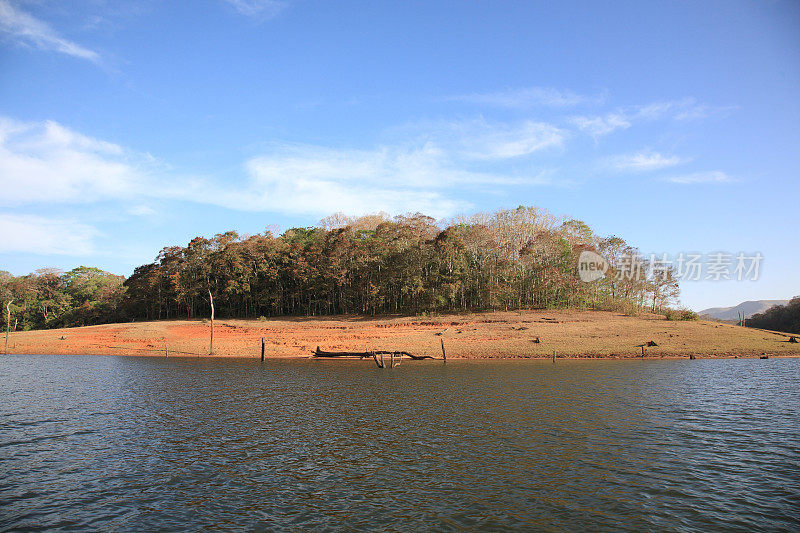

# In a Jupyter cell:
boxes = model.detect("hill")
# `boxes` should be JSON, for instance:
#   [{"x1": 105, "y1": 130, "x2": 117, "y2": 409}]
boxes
[
  {"x1": 5, "y1": 310, "x2": 799, "y2": 359},
  {"x1": 700, "y1": 300, "x2": 790, "y2": 321}
]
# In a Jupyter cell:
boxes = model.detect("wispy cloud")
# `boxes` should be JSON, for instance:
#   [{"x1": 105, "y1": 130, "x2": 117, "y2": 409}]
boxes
[
  {"x1": 571, "y1": 98, "x2": 732, "y2": 138},
  {"x1": 571, "y1": 113, "x2": 631, "y2": 137},
  {"x1": 184, "y1": 158, "x2": 466, "y2": 219},
  {"x1": 447, "y1": 87, "x2": 602, "y2": 108},
  {"x1": 664, "y1": 171, "x2": 731, "y2": 184},
  {"x1": 2, "y1": 116, "x2": 559, "y2": 220},
  {"x1": 0, "y1": 0, "x2": 100, "y2": 63},
  {"x1": 0, "y1": 213, "x2": 98, "y2": 255},
  {"x1": 128, "y1": 205, "x2": 156, "y2": 216},
  {"x1": 0, "y1": 117, "x2": 147, "y2": 205},
  {"x1": 607, "y1": 151, "x2": 686, "y2": 172},
  {"x1": 635, "y1": 99, "x2": 735, "y2": 121},
  {"x1": 221, "y1": 0, "x2": 287, "y2": 19},
  {"x1": 406, "y1": 118, "x2": 566, "y2": 160},
  {"x1": 177, "y1": 141, "x2": 551, "y2": 218}
]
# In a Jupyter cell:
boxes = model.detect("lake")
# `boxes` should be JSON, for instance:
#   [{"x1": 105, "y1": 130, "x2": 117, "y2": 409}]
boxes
[{"x1": 1, "y1": 355, "x2": 798, "y2": 531}]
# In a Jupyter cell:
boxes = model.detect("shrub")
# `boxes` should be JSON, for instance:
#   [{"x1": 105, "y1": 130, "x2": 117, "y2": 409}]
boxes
[
  {"x1": 665, "y1": 308, "x2": 699, "y2": 321},
  {"x1": 602, "y1": 298, "x2": 640, "y2": 316}
]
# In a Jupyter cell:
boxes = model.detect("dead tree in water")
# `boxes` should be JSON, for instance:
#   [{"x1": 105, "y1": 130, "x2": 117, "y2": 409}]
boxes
[{"x1": 313, "y1": 347, "x2": 434, "y2": 360}]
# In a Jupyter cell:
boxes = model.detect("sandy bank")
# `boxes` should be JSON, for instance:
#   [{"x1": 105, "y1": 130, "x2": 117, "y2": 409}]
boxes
[{"x1": 4, "y1": 310, "x2": 799, "y2": 360}]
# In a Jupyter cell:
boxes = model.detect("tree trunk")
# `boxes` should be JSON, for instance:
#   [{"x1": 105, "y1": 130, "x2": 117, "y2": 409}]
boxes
[
  {"x1": 5, "y1": 299, "x2": 13, "y2": 355},
  {"x1": 208, "y1": 288, "x2": 215, "y2": 355}
]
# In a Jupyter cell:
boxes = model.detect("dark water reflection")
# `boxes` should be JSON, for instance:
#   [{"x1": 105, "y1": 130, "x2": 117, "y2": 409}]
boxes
[{"x1": 1, "y1": 356, "x2": 798, "y2": 531}]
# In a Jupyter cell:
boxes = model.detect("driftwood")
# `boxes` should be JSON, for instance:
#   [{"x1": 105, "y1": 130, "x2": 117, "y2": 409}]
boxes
[{"x1": 313, "y1": 347, "x2": 434, "y2": 360}]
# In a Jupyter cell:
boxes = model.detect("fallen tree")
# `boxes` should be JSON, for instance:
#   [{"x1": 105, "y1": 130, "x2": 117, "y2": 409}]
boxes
[{"x1": 312, "y1": 347, "x2": 435, "y2": 360}]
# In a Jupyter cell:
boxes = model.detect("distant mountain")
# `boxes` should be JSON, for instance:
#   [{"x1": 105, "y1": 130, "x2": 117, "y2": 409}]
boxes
[{"x1": 700, "y1": 300, "x2": 790, "y2": 321}]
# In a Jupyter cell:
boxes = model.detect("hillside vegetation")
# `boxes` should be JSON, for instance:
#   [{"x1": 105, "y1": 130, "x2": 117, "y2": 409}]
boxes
[
  {"x1": 746, "y1": 298, "x2": 800, "y2": 334},
  {"x1": 2, "y1": 206, "x2": 682, "y2": 332}
]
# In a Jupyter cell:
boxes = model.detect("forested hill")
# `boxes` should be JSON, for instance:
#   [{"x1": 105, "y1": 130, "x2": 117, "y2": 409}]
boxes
[
  {"x1": 746, "y1": 298, "x2": 800, "y2": 334},
  {"x1": 2, "y1": 207, "x2": 680, "y2": 331}
]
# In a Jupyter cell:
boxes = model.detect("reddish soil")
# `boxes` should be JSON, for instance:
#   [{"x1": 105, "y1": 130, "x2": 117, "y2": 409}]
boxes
[{"x1": 5, "y1": 310, "x2": 799, "y2": 359}]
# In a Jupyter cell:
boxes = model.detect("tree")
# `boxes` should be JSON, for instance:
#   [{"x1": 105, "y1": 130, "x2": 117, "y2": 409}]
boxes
[{"x1": 10, "y1": 206, "x2": 674, "y2": 329}]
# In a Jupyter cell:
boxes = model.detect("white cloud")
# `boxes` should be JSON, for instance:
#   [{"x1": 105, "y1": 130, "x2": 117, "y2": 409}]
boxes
[
  {"x1": 572, "y1": 98, "x2": 731, "y2": 138},
  {"x1": 571, "y1": 113, "x2": 631, "y2": 137},
  {"x1": 448, "y1": 87, "x2": 601, "y2": 108},
  {"x1": 0, "y1": 117, "x2": 146, "y2": 205},
  {"x1": 634, "y1": 99, "x2": 733, "y2": 121},
  {"x1": 457, "y1": 120, "x2": 565, "y2": 159},
  {"x1": 1, "y1": 116, "x2": 545, "y2": 219},
  {"x1": 400, "y1": 118, "x2": 566, "y2": 160},
  {"x1": 172, "y1": 144, "x2": 507, "y2": 218},
  {"x1": 175, "y1": 118, "x2": 563, "y2": 217},
  {"x1": 128, "y1": 205, "x2": 156, "y2": 216},
  {"x1": 664, "y1": 171, "x2": 731, "y2": 184},
  {"x1": 0, "y1": 0, "x2": 99, "y2": 62},
  {"x1": 607, "y1": 151, "x2": 685, "y2": 172},
  {"x1": 0, "y1": 214, "x2": 98, "y2": 255},
  {"x1": 222, "y1": 0, "x2": 287, "y2": 19}
]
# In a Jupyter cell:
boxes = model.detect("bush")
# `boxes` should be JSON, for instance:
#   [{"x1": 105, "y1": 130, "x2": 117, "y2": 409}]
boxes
[
  {"x1": 665, "y1": 308, "x2": 698, "y2": 321},
  {"x1": 601, "y1": 298, "x2": 640, "y2": 316}
]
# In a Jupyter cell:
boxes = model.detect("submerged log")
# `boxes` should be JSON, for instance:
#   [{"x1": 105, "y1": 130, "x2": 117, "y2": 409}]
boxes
[{"x1": 313, "y1": 348, "x2": 434, "y2": 360}]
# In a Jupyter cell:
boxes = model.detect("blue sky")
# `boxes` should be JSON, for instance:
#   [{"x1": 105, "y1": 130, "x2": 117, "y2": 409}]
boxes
[{"x1": 1, "y1": 0, "x2": 798, "y2": 310}]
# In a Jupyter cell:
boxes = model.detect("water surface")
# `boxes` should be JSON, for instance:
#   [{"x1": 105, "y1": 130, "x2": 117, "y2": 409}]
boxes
[{"x1": 1, "y1": 356, "x2": 798, "y2": 531}]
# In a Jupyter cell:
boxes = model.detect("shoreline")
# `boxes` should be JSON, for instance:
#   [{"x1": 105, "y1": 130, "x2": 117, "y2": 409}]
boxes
[{"x1": 4, "y1": 310, "x2": 799, "y2": 360}]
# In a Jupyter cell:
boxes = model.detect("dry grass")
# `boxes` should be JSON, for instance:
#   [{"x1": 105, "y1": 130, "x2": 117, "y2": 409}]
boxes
[{"x1": 4, "y1": 309, "x2": 799, "y2": 359}]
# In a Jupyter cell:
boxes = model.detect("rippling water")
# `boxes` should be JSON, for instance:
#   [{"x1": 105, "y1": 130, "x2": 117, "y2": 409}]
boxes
[{"x1": 1, "y1": 356, "x2": 798, "y2": 531}]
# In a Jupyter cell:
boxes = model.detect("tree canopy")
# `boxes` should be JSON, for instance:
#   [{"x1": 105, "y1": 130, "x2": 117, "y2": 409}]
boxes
[
  {"x1": 1, "y1": 206, "x2": 680, "y2": 331},
  {"x1": 746, "y1": 298, "x2": 800, "y2": 334}
]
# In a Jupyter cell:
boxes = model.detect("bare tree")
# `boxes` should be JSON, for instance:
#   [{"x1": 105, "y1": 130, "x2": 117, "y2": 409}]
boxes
[{"x1": 5, "y1": 299, "x2": 12, "y2": 355}]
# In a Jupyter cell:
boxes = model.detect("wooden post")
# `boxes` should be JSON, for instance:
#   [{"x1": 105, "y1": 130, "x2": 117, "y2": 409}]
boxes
[
  {"x1": 440, "y1": 338, "x2": 446, "y2": 360},
  {"x1": 261, "y1": 337, "x2": 265, "y2": 361},
  {"x1": 164, "y1": 341, "x2": 168, "y2": 357},
  {"x1": 390, "y1": 351, "x2": 395, "y2": 368},
  {"x1": 552, "y1": 350, "x2": 556, "y2": 363},
  {"x1": 641, "y1": 345, "x2": 645, "y2": 357},
  {"x1": 208, "y1": 288, "x2": 214, "y2": 355},
  {"x1": 4, "y1": 299, "x2": 12, "y2": 355}
]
